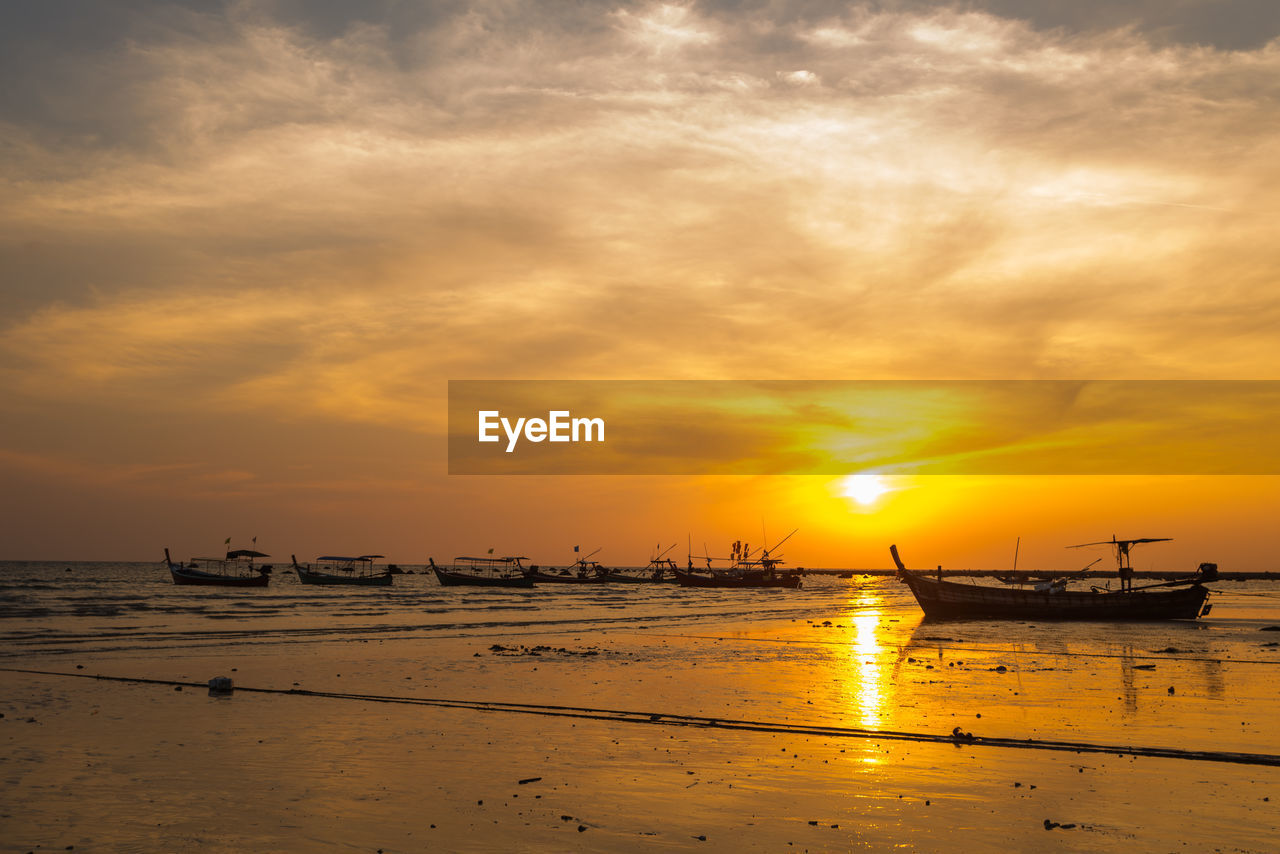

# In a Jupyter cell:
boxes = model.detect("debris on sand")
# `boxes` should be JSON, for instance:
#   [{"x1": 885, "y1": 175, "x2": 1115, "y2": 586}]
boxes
[{"x1": 490, "y1": 644, "x2": 606, "y2": 658}]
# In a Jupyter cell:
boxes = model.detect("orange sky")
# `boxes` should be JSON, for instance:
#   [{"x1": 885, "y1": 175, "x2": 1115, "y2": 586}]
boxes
[{"x1": 1, "y1": 2, "x2": 1278, "y2": 566}]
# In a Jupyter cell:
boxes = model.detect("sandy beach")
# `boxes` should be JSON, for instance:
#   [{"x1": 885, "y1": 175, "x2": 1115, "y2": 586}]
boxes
[{"x1": 3, "y1": 562, "x2": 1279, "y2": 852}]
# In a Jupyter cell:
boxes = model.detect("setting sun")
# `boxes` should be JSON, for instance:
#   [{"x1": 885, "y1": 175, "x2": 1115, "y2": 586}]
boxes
[{"x1": 840, "y1": 474, "x2": 890, "y2": 506}]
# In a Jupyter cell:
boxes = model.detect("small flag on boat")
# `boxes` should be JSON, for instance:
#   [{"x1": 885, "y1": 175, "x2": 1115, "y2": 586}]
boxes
[
  {"x1": 488, "y1": 548, "x2": 494, "y2": 554},
  {"x1": 574, "y1": 545, "x2": 580, "y2": 552},
  {"x1": 225, "y1": 537, "x2": 231, "y2": 545},
  {"x1": 252, "y1": 536, "x2": 257, "y2": 545}
]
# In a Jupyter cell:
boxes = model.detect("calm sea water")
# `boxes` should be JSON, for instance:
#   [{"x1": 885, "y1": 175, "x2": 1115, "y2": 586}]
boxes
[
  {"x1": 5, "y1": 560, "x2": 1280, "y2": 735},
  {"x1": 0, "y1": 561, "x2": 892, "y2": 656},
  {"x1": 2, "y1": 560, "x2": 1278, "y2": 659}
]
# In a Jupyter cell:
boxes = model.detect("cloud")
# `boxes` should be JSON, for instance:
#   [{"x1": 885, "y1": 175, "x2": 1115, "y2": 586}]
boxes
[
  {"x1": 2, "y1": 2, "x2": 1279, "y2": 557},
  {"x1": 3, "y1": 5, "x2": 1278, "y2": 390}
]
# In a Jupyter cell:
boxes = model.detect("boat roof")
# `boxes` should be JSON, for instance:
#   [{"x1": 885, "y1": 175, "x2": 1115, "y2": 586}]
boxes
[
  {"x1": 226, "y1": 549, "x2": 269, "y2": 559},
  {"x1": 316, "y1": 554, "x2": 383, "y2": 562},
  {"x1": 456, "y1": 555, "x2": 526, "y2": 562}
]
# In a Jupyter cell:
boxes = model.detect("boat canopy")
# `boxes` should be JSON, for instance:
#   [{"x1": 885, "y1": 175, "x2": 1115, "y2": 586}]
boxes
[
  {"x1": 316, "y1": 554, "x2": 383, "y2": 562},
  {"x1": 226, "y1": 549, "x2": 269, "y2": 559}
]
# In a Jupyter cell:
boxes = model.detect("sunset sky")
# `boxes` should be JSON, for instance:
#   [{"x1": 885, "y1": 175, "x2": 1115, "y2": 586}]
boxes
[{"x1": 2, "y1": 1, "x2": 1278, "y2": 568}]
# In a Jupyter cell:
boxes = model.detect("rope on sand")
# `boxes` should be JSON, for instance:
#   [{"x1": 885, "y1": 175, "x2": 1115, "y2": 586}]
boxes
[{"x1": 5, "y1": 666, "x2": 1280, "y2": 768}]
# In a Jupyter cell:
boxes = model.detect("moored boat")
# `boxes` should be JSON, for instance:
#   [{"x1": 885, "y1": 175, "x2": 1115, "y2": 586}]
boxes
[
  {"x1": 523, "y1": 547, "x2": 610, "y2": 584},
  {"x1": 430, "y1": 556, "x2": 535, "y2": 588},
  {"x1": 293, "y1": 554, "x2": 394, "y2": 586},
  {"x1": 525, "y1": 559, "x2": 610, "y2": 584},
  {"x1": 673, "y1": 564, "x2": 802, "y2": 588},
  {"x1": 603, "y1": 544, "x2": 681, "y2": 583},
  {"x1": 675, "y1": 531, "x2": 802, "y2": 589},
  {"x1": 890, "y1": 544, "x2": 1214, "y2": 621},
  {"x1": 166, "y1": 547, "x2": 271, "y2": 587}
]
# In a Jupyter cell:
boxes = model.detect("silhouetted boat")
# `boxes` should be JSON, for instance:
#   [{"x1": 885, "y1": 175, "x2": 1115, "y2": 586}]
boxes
[
  {"x1": 890, "y1": 544, "x2": 1214, "y2": 621},
  {"x1": 430, "y1": 556, "x2": 535, "y2": 588},
  {"x1": 602, "y1": 544, "x2": 681, "y2": 583},
  {"x1": 524, "y1": 557, "x2": 610, "y2": 584},
  {"x1": 673, "y1": 564, "x2": 802, "y2": 588},
  {"x1": 293, "y1": 554, "x2": 393, "y2": 586},
  {"x1": 166, "y1": 547, "x2": 270, "y2": 587},
  {"x1": 675, "y1": 531, "x2": 802, "y2": 589}
]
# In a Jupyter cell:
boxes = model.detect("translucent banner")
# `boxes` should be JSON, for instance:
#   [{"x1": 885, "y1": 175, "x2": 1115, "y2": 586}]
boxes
[{"x1": 447, "y1": 380, "x2": 1280, "y2": 475}]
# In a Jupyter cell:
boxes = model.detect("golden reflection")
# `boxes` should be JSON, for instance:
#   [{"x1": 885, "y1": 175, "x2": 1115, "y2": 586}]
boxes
[{"x1": 838, "y1": 586, "x2": 896, "y2": 751}]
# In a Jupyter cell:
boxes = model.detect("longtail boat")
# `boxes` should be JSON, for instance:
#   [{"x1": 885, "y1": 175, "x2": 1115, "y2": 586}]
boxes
[
  {"x1": 293, "y1": 554, "x2": 393, "y2": 586},
  {"x1": 524, "y1": 558, "x2": 610, "y2": 584},
  {"x1": 675, "y1": 530, "x2": 802, "y2": 589},
  {"x1": 430, "y1": 556, "x2": 535, "y2": 588},
  {"x1": 166, "y1": 546, "x2": 271, "y2": 587},
  {"x1": 602, "y1": 543, "x2": 681, "y2": 583},
  {"x1": 673, "y1": 563, "x2": 802, "y2": 588},
  {"x1": 890, "y1": 543, "x2": 1214, "y2": 621},
  {"x1": 518, "y1": 547, "x2": 607, "y2": 584}
]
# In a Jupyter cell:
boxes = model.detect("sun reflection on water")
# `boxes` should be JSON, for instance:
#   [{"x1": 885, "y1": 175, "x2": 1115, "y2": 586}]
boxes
[{"x1": 839, "y1": 586, "x2": 896, "y2": 761}]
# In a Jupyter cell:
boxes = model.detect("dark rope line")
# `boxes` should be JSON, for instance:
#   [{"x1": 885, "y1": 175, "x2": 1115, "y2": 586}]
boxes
[{"x1": 4, "y1": 666, "x2": 1279, "y2": 769}]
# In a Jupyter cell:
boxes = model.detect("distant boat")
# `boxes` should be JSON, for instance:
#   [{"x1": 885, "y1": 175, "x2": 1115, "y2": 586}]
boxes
[
  {"x1": 675, "y1": 531, "x2": 803, "y2": 589},
  {"x1": 166, "y1": 547, "x2": 270, "y2": 587},
  {"x1": 430, "y1": 556, "x2": 535, "y2": 588},
  {"x1": 890, "y1": 544, "x2": 1214, "y2": 621},
  {"x1": 293, "y1": 554, "x2": 393, "y2": 586},
  {"x1": 603, "y1": 560, "x2": 681, "y2": 584},
  {"x1": 519, "y1": 547, "x2": 608, "y2": 584},
  {"x1": 673, "y1": 563, "x2": 802, "y2": 588},
  {"x1": 602, "y1": 543, "x2": 681, "y2": 583},
  {"x1": 525, "y1": 557, "x2": 610, "y2": 584}
]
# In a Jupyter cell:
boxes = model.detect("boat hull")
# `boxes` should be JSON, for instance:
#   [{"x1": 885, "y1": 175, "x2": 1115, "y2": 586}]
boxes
[
  {"x1": 169, "y1": 564, "x2": 269, "y2": 587},
  {"x1": 898, "y1": 570, "x2": 1210, "y2": 621},
  {"x1": 673, "y1": 568, "x2": 802, "y2": 589},
  {"x1": 601, "y1": 571, "x2": 678, "y2": 584},
  {"x1": 433, "y1": 566, "x2": 535, "y2": 588},
  {"x1": 296, "y1": 567, "x2": 393, "y2": 586},
  {"x1": 524, "y1": 570, "x2": 608, "y2": 584}
]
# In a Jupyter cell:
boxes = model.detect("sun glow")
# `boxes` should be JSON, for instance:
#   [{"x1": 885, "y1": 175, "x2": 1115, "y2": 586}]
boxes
[{"x1": 840, "y1": 474, "x2": 889, "y2": 506}]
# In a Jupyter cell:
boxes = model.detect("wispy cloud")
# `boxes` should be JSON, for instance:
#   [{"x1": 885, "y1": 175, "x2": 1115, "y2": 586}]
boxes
[{"x1": 2, "y1": 1, "x2": 1278, "y2": 557}]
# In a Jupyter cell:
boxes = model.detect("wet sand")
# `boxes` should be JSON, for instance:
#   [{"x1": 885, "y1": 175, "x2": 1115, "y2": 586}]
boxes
[{"x1": 3, "y1": 565, "x2": 1279, "y2": 851}]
